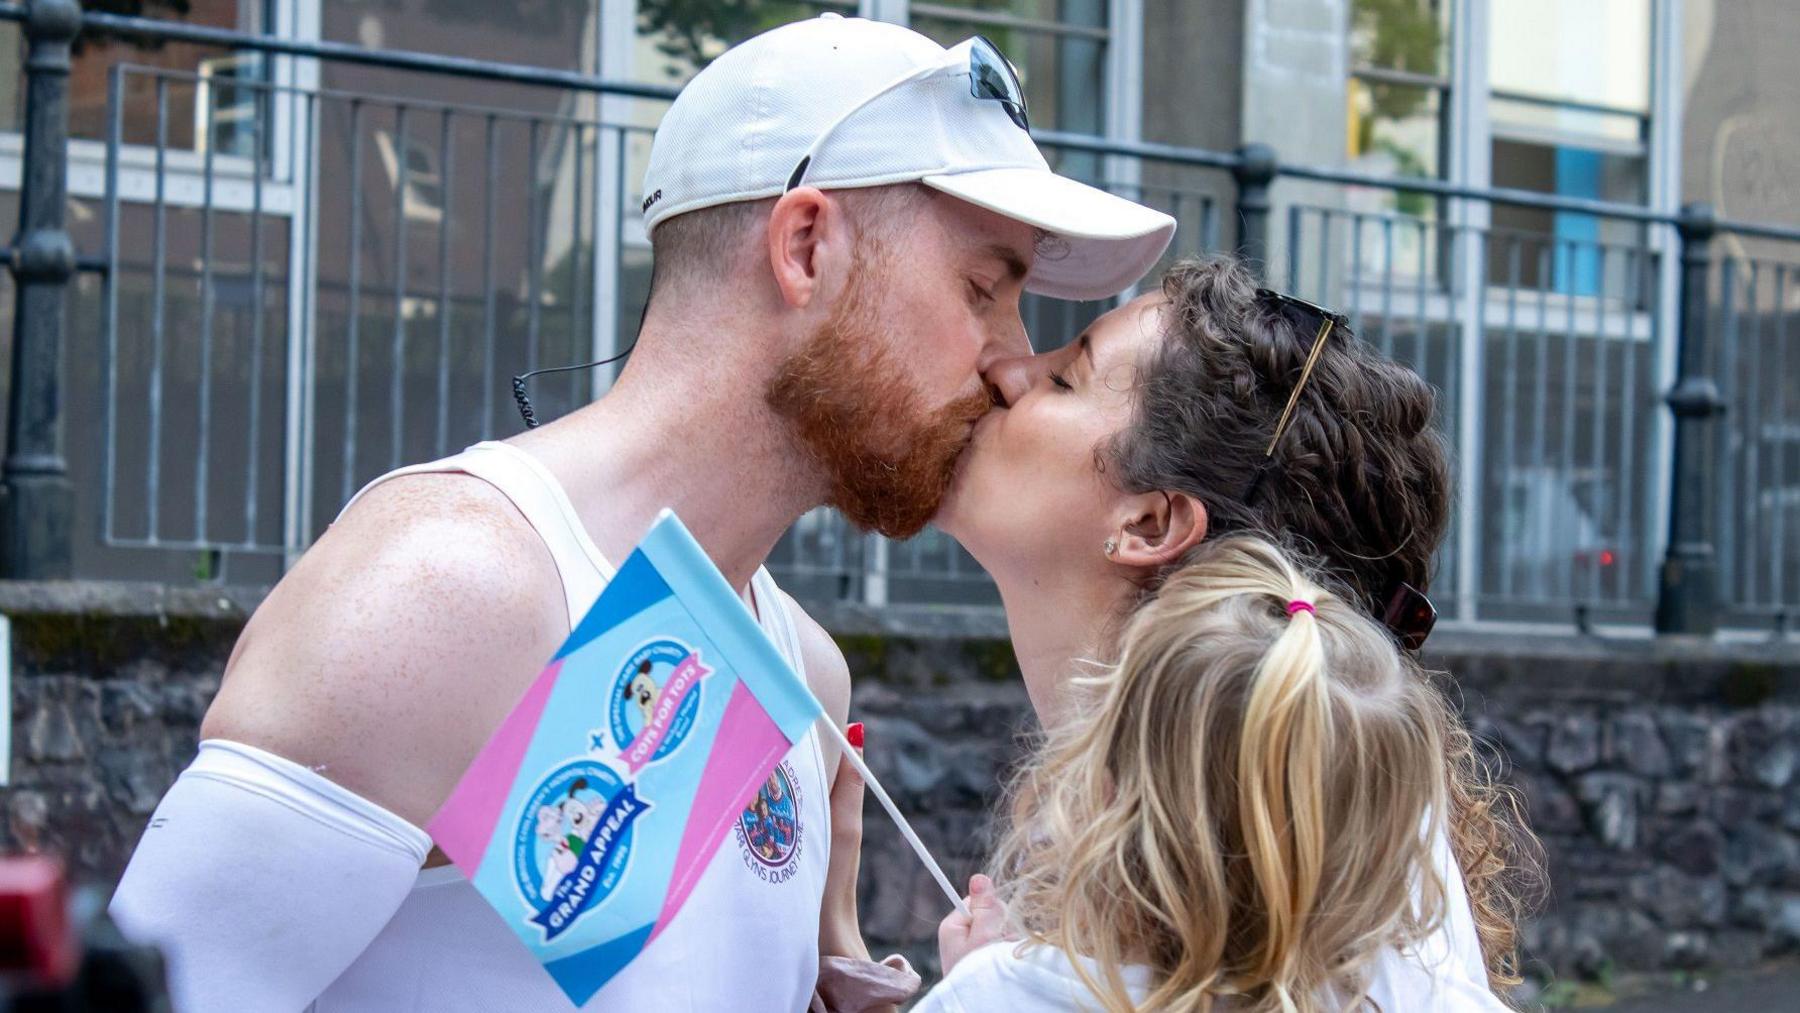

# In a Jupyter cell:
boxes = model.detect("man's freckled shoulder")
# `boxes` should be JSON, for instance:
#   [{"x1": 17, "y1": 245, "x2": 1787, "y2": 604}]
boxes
[{"x1": 203, "y1": 472, "x2": 570, "y2": 818}]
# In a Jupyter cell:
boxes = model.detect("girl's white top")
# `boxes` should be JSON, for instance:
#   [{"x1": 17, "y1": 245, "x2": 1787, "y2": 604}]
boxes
[{"x1": 916, "y1": 822, "x2": 1508, "y2": 1012}]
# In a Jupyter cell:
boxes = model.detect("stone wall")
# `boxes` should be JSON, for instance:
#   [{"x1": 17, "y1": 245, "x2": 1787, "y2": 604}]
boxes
[
  {"x1": 4, "y1": 582, "x2": 1800, "y2": 987},
  {"x1": 818, "y1": 603, "x2": 1800, "y2": 982}
]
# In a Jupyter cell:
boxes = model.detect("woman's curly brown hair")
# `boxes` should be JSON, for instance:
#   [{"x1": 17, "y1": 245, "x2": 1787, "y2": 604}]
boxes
[{"x1": 1104, "y1": 255, "x2": 1542, "y2": 993}]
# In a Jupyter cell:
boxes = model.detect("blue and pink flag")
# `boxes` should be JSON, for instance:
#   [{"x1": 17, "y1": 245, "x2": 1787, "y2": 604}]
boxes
[{"x1": 427, "y1": 510, "x2": 826, "y2": 1005}]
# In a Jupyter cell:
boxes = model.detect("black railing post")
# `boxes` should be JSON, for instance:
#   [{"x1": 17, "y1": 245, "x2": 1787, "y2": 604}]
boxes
[
  {"x1": 1654, "y1": 202, "x2": 1726, "y2": 634},
  {"x1": 1232, "y1": 142, "x2": 1277, "y2": 281},
  {"x1": 1, "y1": 0, "x2": 80, "y2": 579}
]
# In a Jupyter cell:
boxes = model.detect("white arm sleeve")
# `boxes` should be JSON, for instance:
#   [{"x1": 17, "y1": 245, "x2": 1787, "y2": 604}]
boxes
[{"x1": 109, "y1": 740, "x2": 431, "y2": 1013}]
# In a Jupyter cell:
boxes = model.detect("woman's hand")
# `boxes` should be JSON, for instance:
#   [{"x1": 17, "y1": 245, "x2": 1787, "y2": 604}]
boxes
[
  {"x1": 936, "y1": 874, "x2": 1005, "y2": 974},
  {"x1": 820, "y1": 723, "x2": 871, "y2": 961}
]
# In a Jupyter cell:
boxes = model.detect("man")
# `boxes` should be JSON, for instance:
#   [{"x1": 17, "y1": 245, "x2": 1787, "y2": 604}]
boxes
[{"x1": 109, "y1": 14, "x2": 1174, "y2": 1012}]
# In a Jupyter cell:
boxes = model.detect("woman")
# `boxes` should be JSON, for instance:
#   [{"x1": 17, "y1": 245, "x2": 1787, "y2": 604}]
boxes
[{"x1": 820, "y1": 256, "x2": 1537, "y2": 1010}]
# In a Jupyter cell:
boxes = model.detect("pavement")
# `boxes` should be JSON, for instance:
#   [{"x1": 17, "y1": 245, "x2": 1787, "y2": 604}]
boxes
[{"x1": 1530, "y1": 959, "x2": 1800, "y2": 1010}]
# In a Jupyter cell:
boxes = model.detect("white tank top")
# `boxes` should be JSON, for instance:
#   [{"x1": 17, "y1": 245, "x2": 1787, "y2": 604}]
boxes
[{"x1": 311, "y1": 441, "x2": 832, "y2": 1012}]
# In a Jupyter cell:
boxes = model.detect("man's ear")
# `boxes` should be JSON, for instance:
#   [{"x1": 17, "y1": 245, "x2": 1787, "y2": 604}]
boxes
[
  {"x1": 766, "y1": 187, "x2": 844, "y2": 310},
  {"x1": 1111, "y1": 491, "x2": 1208, "y2": 571}
]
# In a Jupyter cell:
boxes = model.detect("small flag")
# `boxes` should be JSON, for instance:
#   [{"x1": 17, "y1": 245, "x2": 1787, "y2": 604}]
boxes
[{"x1": 428, "y1": 510, "x2": 825, "y2": 1005}]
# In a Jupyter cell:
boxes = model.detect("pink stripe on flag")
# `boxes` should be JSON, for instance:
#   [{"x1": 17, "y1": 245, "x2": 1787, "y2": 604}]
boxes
[
  {"x1": 427, "y1": 659, "x2": 564, "y2": 871},
  {"x1": 648, "y1": 680, "x2": 794, "y2": 944}
]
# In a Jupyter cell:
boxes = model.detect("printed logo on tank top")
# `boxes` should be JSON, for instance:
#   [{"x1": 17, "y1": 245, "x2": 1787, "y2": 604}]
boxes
[{"x1": 733, "y1": 761, "x2": 805, "y2": 882}]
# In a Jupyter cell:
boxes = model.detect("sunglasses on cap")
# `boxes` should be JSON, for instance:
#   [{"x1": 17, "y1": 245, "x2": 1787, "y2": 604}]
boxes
[
  {"x1": 1248, "y1": 288, "x2": 1440, "y2": 652},
  {"x1": 786, "y1": 35, "x2": 1029, "y2": 192}
]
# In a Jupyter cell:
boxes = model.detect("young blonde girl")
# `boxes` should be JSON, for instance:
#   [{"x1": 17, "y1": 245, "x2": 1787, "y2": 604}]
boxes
[{"x1": 920, "y1": 535, "x2": 1538, "y2": 1012}]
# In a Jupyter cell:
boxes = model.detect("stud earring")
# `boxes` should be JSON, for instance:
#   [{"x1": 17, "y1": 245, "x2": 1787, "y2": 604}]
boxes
[{"x1": 1103, "y1": 538, "x2": 1118, "y2": 557}]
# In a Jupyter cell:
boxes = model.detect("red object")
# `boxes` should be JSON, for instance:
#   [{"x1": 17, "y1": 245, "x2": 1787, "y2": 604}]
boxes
[
  {"x1": 846, "y1": 722, "x2": 865, "y2": 749},
  {"x1": 0, "y1": 855, "x2": 77, "y2": 987},
  {"x1": 1600, "y1": 550, "x2": 1616, "y2": 566}
]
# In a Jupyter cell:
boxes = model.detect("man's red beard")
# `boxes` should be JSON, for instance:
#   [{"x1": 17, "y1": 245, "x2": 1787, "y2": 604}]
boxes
[{"x1": 765, "y1": 270, "x2": 991, "y2": 539}]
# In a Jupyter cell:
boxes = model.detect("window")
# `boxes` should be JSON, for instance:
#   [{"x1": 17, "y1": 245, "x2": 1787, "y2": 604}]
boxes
[
  {"x1": 907, "y1": 1, "x2": 1109, "y2": 137},
  {"x1": 1488, "y1": 0, "x2": 1651, "y2": 295},
  {"x1": 1346, "y1": 0, "x2": 1451, "y2": 216},
  {"x1": 372, "y1": 127, "x2": 445, "y2": 223},
  {"x1": 66, "y1": 0, "x2": 275, "y2": 149},
  {"x1": 632, "y1": 0, "x2": 857, "y2": 83}
]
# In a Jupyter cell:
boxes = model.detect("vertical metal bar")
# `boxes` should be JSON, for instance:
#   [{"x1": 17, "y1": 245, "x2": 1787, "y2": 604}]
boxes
[
  {"x1": 1379, "y1": 219, "x2": 1395, "y2": 356},
  {"x1": 1454, "y1": 219, "x2": 1484, "y2": 620},
  {"x1": 436, "y1": 108, "x2": 453, "y2": 456},
  {"x1": 1617, "y1": 248, "x2": 1641, "y2": 604},
  {"x1": 1285, "y1": 204, "x2": 1301, "y2": 293},
  {"x1": 1560, "y1": 240, "x2": 1580, "y2": 603},
  {"x1": 197, "y1": 72, "x2": 221, "y2": 545},
  {"x1": 1348, "y1": 213, "x2": 1364, "y2": 337},
  {"x1": 1719, "y1": 261, "x2": 1743, "y2": 603},
  {"x1": 526, "y1": 119, "x2": 543, "y2": 377},
  {"x1": 147, "y1": 77, "x2": 169, "y2": 542},
  {"x1": 569, "y1": 122, "x2": 588, "y2": 408},
  {"x1": 1531, "y1": 243, "x2": 1552, "y2": 599},
  {"x1": 101, "y1": 64, "x2": 123, "y2": 546},
  {"x1": 864, "y1": 536, "x2": 889, "y2": 607},
  {"x1": 286, "y1": 89, "x2": 322, "y2": 562},
  {"x1": 608, "y1": 127, "x2": 629, "y2": 386},
  {"x1": 244, "y1": 83, "x2": 268, "y2": 546},
  {"x1": 1714, "y1": 258, "x2": 1740, "y2": 603},
  {"x1": 1315, "y1": 211, "x2": 1330, "y2": 303},
  {"x1": 482, "y1": 114, "x2": 498, "y2": 436},
  {"x1": 1415, "y1": 221, "x2": 1430, "y2": 380},
  {"x1": 1739, "y1": 262, "x2": 1764, "y2": 605},
  {"x1": 1772, "y1": 265, "x2": 1790, "y2": 608},
  {"x1": 590, "y1": 123, "x2": 623, "y2": 394},
  {"x1": 343, "y1": 99, "x2": 364, "y2": 502},
  {"x1": 390, "y1": 105, "x2": 410, "y2": 470},
  {"x1": 1, "y1": 0, "x2": 82, "y2": 576},
  {"x1": 1499, "y1": 235, "x2": 1522, "y2": 600},
  {"x1": 1590, "y1": 247, "x2": 1613, "y2": 603}
]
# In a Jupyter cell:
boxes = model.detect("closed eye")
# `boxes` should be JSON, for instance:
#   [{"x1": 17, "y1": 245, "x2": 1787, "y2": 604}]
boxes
[
  {"x1": 1048, "y1": 370, "x2": 1073, "y2": 391},
  {"x1": 967, "y1": 279, "x2": 996, "y2": 305}
]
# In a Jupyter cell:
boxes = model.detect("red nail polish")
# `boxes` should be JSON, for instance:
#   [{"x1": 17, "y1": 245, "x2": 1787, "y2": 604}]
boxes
[{"x1": 846, "y1": 722, "x2": 865, "y2": 749}]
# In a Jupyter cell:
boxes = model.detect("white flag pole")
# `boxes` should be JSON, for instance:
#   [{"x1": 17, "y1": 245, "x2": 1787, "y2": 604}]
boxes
[{"x1": 818, "y1": 718, "x2": 971, "y2": 918}]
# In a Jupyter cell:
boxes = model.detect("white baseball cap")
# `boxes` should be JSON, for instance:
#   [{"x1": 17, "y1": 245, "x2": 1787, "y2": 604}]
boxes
[{"x1": 642, "y1": 14, "x2": 1176, "y2": 302}]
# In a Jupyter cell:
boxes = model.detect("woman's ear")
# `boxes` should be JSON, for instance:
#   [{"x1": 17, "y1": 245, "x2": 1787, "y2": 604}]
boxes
[
  {"x1": 1111, "y1": 491, "x2": 1208, "y2": 570},
  {"x1": 766, "y1": 187, "x2": 837, "y2": 310}
]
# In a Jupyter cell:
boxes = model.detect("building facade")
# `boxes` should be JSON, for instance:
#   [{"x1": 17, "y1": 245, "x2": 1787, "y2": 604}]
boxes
[{"x1": 0, "y1": 0, "x2": 1794, "y2": 631}]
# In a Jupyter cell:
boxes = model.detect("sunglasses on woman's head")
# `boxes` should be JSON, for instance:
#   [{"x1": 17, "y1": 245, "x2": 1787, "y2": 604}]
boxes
[{"x1": 1381, "y1": 582, "x2": 1438, "y2": 652}]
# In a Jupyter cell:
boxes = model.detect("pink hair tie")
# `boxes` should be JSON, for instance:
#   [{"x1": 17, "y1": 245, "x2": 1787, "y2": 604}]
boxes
[{"x1": 1285, "y1": 600, "x2": 1316, "y2": 617}]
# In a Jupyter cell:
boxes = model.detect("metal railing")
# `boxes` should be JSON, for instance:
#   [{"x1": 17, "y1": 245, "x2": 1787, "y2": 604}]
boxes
[{"x1": 4, "y1": 0, "x2": 1797, "y2": 636}]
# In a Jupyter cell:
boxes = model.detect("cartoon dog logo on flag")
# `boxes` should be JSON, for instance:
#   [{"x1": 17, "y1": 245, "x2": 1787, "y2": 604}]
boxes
[
  {"x1": 608, "y1": 639, "x2": 710, "y2": 771},
  {"x1": 513, "y1": 760, "x2": 651, "y2": 940}
]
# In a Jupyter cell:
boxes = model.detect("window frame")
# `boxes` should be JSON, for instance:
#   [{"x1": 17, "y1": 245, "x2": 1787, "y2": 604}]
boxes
[{"x1": 1337, "y1": 0, "x2": 1681, "y2": 622}]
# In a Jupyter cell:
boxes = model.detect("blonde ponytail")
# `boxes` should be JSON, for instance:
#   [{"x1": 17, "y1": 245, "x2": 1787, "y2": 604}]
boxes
[
  {"x1": 1232, "y1": 567, "x2": 1329, "y2": 1000},
  {"x1": 987, "y1": 535, "x2": 1527, "y2": 1012}
]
